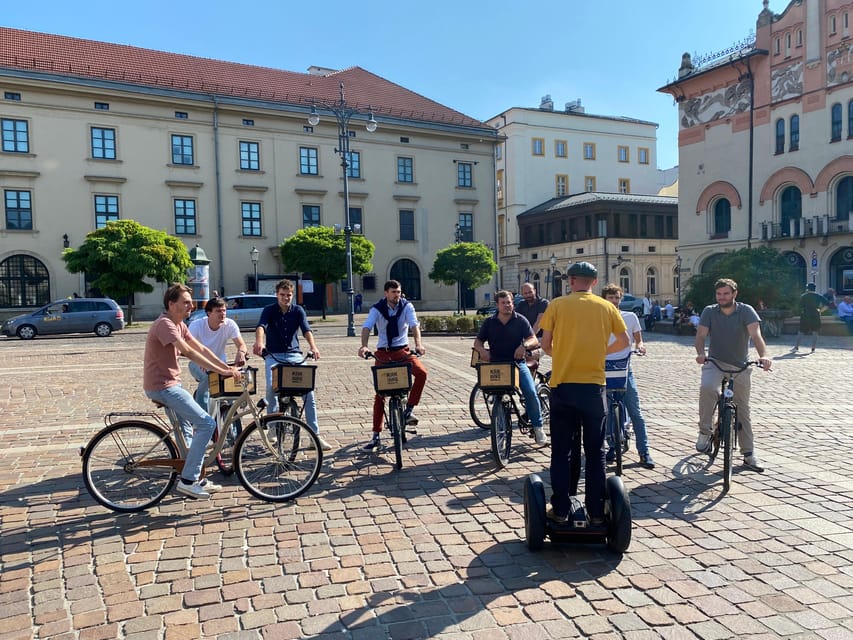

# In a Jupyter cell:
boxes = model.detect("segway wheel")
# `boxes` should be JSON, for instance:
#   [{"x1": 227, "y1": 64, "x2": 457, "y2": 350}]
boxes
[
  {"x1": 605, "y1": 475, "x2": 632, "y2": 553},
  {"x1": 524, "y1": 474, "x2": 547, "y2": 551}
]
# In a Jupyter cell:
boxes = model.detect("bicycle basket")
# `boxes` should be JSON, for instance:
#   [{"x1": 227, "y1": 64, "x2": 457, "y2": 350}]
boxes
[
  {"x1": 273, "y1": 363, "x2": 317, "y2": 395},
  {"x1": 605, "y1": 355, "x2": 630, "y2": 391},
  {"x1": 372, "y1": 362, "x2": 413, "y2": 396},
  {"x1": 208, "y1": 366, "x2": 257, "y2": 397},
  {"x1": 476, "y1": 362, "x2": 519, "y2": 392}
]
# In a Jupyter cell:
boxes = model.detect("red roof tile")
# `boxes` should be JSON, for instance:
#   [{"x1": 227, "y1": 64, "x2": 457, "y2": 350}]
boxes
[{"x1": 0, "y1": 27, "x2": 489, "y2": 129}]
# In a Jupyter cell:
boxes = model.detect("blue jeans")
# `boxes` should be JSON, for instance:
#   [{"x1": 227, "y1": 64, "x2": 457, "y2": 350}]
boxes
[
  {"x1": 145, "y1": 384, "x2": 215, "y2": 483},
  {"x1": 516, "y1": 361, "x2": 543, "y2": 428},
  {"x1": 623, "y1": 369, "x2": 650, "y2": 454},
  {"x1": 188, "y1": 361, "x2": 210, "y2": 412},
  {"x1": 264, "y1": 353, "x2": 319, "y2": 433}
]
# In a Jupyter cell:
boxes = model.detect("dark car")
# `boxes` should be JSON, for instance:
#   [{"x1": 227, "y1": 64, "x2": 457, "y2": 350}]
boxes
[
  {"x1": 2, "y1": 298, "x2": 125, "y2": 340},
  {"x1": 476, "y1": 294, "x2": 525, "y2": 315},
  {"x1": 619, "y1": 294, "x2": 645, "y2": 316},
  {"x1": 186, "y1": 294, "x2": 277, "y2": 331}
]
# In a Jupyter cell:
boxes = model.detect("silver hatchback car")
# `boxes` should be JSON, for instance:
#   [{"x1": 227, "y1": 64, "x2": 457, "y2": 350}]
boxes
[
  {"x1": 186, "y1": 294, "x2": 277, "y2": 331},
  {"x1": 2, "y1": 298, "x2": 125, "y2": 339}
]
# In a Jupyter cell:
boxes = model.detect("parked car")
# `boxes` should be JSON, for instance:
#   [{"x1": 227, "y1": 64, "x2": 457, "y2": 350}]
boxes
[
  {"x1": 186, "y1": 294, "x2": 277, "y2": 331},
  {"x1": 2, "y1": 298, "x2": 125, "y2": 340},
  {"x1": 476, "y1": 294, "x2": 525, "y2": 315},
  {"x1": 619, "y1": 294, "x2": 645, "y2": 316}
]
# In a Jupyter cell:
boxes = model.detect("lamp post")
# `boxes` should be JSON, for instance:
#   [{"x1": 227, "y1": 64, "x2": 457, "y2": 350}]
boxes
[
  {"x1": 454, "y1": 223, "x2": 463, "y2": 313},
  {"x1": 549, "y1": 253, "x2": 557, "y2": 298},
  {"x1": 250, "y1": 246, "x2": 259, "y2": 294},
  {"x1": 675, "y1": 253, "x2": 683, "y2": 309},
  {"x1": 308, "y1": 82, "x2": 377, "y2": 337}
]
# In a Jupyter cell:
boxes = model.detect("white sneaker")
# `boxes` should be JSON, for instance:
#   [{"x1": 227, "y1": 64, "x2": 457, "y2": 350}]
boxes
[
  {"x1": 743, "y1": 454, "x2": 765, "y2": 472},
  {"x1": 533, "y1": 428, "x2": 549, "y2": 445},
  {"x1": 696, "y1": 433, "x2": 712, "y2": 453},
  {"x1": 176, "y1": 479, "x2": 211, "y2": 499},
  {"x1": 317, "y1": 437, "x2": 332, "y2": 451},
  {"x1": 198, "y1": 478, "x2": 223, "y2": 492}
]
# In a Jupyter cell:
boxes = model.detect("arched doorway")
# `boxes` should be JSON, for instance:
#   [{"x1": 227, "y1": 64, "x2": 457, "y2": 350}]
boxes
[
  {"x1": 837, "y1": 175, "x2": 853, "y2": 221},
  {"x1": 551, "y1": 269, "x2": 562, "y2": 298},
  {"x1": 783, "y1": 251, "x2": 807, "y2": 289},
  {"x1": 829, "y1": 247, "x2": 853, "y2": 295},
  {"x1": 780, "y1": 186, "x2": 802, "y2": 236},
  {"x1": 390, "y1": 259, "x2": 421, "y2": 301},
  {"x1": 700, "y1": 253, "x2": 727, "y2": 273},
  {"x1": 618, "y1": 268, "x2": 630, "y2": 293},
  {"x1": 0, "y1": 254, "x2": 50, "y2": 307}
]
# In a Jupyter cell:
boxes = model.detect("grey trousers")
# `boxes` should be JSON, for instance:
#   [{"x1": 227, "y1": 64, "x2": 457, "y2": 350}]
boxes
[{"x1": 698, "y1": 363, "x2": 755, "y2": 454}]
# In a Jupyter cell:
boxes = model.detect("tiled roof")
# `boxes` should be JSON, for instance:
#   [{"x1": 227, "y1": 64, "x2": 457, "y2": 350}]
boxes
[
  {"x1": 0, "y1": 27, "x2": 490, "y2": 130},
  {"x1": 519, "y1": 192, "x2": 678, "y2": 217}
]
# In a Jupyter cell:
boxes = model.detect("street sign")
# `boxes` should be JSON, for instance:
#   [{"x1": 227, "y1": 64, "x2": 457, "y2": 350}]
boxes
[{"x1": 811, "y1": 250, "x2": 818, "y2": 268}]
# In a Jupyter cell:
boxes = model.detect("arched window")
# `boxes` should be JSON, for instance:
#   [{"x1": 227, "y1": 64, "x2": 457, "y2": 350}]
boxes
[
  {"x1": 713, "y1": 198, "x2": 732, "y2": 236},
  {"x1": 831, "y1": 103, "x2": 843, "y2": 141},
  {"x1": 848, "y1": 100, "x2": 853, "y2": 138},
  {"x1": 0, "y1": 254, "x2": 50, "y2": 307},
  {"x1": 389, "y1": 259, "x2": 421, "y2": 301},
  {"x1": 775, "y1": 119, "x2": 785, "y2": 154},
  {"x1": 618, "y1": 268, "x2": 630, "y2": 293},
  {"x1": 780, "y1": 186, "x2": 802, "y2": 236},
  {"x1": 532, "y1": 272, "x2": 541, "y2": 292},
  {"x1": 837, "y1": 176, "x2": 853, "y2": 221},
  {"x1": 790, "y1": 114, "x2": 800, "y2": 150},
  {"x1": 645, "y1": 267, "x2": 657, "y2": 296}
]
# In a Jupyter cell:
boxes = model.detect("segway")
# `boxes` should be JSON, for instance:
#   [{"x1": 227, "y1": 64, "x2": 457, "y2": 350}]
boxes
[{"x1": 524, "y1": 472, "x2": 632, "y2": 553}]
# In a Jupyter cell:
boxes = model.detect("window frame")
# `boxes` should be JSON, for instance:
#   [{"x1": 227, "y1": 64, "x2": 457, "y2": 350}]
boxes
[
  {"x1": 302, "y1": 204, "x2": 321, "y2": 228},
  {"x1": 397, "y1": 156, "x2": 414, "y2": 183},
  {"x1": 4, "y1": 189, "x2": 33, "y2": 230},
  {"x1": 90, "y1": 126, "x2": 117, "y2": 160},
  {"x1": 583, "y1": 142, "x2": 596, "y2": 160},
  {"x1": 775, "y1": 118, "x2": 786, "y2": 154},
  {"x1": 585, "y1": 176, "x2": 596, "y2": 192},
  {"x1": 831, "y1": 103, "x2": 843, "y2": 141},
  {"x1": 174, "y1": 198, "x2": 197, "y2": 236},
  {"x1": 531, "y1": 138, "x2": 545, "y2": 156},
  {"x1": 1, "y1": 118, "x2": 29, "y2": 153},
  {"x1": 554, "y1": 140, "x2": 567, "y2": 158},
  {"x1": 555, "y1": 174, "x2": 568, "y2": 197},
  {"x1": 458, "y1": 212, "x2": 473, "y2": 241},
  {"x1": 638, "y1": 147, "x2": 650, "y2": 165},
  {"x1": 618, "y1": 178, "x2": 630, "y2": 194},
  {"x1": 617, "y1": 145, "x2": 629, "y2": 163},
  {"x1": 457, "y1": 161, "x2": 473, "y2": 188},
  {"x1": 239, "y1": 140, "x2": 260, "y2": 171},
  {"x1": 94, "y1": 194, "x2": 119, "y2": 229},
  {"x1": 790, "y1": 114, "x2": 800, "y2": 150},
  {"x1": 346, "y1": 150, "x2": 361, "y2": 179},
  {"x1": 399, "y1": 209, "x2": 415, "y2": 241},
  {"x1": 848, "y1": 101, "x2": 853, "y2": 139},
  {"x1": 241, "y1": 202, "x2": 262, "y2": 237},
  {"x1": 170, "y1": 134, "x2": 194, "y2": 165},
  {"x1": 299, "y1": 146, "x2": 319, "y2": 175}
]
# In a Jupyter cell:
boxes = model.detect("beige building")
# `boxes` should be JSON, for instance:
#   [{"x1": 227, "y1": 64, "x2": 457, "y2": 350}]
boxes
[
  {"x1": 659, "y1": 0, "x2": 853, "y2": 296},
  {"x1": 0, "y1": 28, "x2": 498, "y2": 317}
]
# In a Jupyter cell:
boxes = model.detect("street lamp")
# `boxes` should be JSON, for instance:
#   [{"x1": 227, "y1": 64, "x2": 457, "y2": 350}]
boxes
[
  {"x1": 675, "y1": 253, "x2": 683, "y2": 308},
  {"x1": 250, "y1": 246, "x2": 259, "y2": 294},
  {"x1": 550, "y1": 253, "x2": 557, "y2": 298},
  {"x1": 308, "y1": 82, "x2": 377, "y2": 337}
]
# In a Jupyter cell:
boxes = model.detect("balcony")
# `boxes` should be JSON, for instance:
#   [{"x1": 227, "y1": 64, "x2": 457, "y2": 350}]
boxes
[{"x1": 760, "y1": 215, "x2": 853, "y2": 242}]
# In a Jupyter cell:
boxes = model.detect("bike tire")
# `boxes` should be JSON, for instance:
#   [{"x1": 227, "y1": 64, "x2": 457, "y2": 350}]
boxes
[
  {"x1": 536, "y1": 383, "x2": 551, "y2": 435},
  {"x1": 81, "y1": 421, "x2": 178, "y2": 513},
  {"x1": 469, "y1": 384, "x2": 493, "y2": 430},
  {"x1": 234, "y1": 415, "x2": 322, "y2": 502},
  {"x1": 389, "y1": 397, "x2": 404, "y2": 470},
  {"x1": 721, "y1": 405, "x2": 735, "y2": 491},
  {"x1": 490, "y1": 398, "x2": 513, "y2": 468},
  {"x1": 613, "y1": 402, "x2": 624, "y2": 476}
]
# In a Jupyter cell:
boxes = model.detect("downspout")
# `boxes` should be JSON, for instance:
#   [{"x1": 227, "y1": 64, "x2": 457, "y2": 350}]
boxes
[
  {"x1": 491, "y1": 130, "x2": 500, "y2": 294},
  {"x1": 745, "y1": 55, "x2": 755, "y2": 249},
  {"x1": 212, "y1": 97, "x2": 225, "y2": 293}
]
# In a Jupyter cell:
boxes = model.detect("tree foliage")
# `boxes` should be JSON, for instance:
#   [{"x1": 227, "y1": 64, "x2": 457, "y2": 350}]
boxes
[
  {"x1": 681, "y1": 246, "x2": 800, "y2": 312},
  {"x1": 429, "y1": 242, "x2": 497, "y2": 313},
  {"x1": 62, "y1": 219, "x2": 193, "y2": 324},
  {"x1": 279, "y1": 226, "x2": 375, "y2": 318}
]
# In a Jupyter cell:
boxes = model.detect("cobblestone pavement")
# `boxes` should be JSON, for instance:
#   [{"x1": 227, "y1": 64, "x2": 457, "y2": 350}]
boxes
[{"x1": 1, "y1": 320, "x2": 852, "y2": 639}]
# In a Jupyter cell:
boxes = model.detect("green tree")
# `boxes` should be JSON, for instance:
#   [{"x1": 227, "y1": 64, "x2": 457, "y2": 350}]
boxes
[
  {"x1": 279, "y1": 226, "x2": 375, "y2": 319},
  {"x1": 62, "y1": 220, "x2": 193, "y2": 325},
  {"x1": 681, "y1": 246, "x2": 800, "y2": 312},
  {"x1": 429, "y1": 242, "x2": 497, "y2": 314}
]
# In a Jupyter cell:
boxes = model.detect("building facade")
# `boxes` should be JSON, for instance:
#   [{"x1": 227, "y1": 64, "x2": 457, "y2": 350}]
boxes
[
  {"x1": 659, "y1": 0, "x2": 853, "y2": 296},
  {"x1": 0, "y1": 28, "x2": 498, "y2": 317}
]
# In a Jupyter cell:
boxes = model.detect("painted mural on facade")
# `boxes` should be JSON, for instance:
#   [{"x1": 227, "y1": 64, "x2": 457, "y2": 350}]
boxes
[
  {"x1": 771, "y1": 61, "x2": 803, "y2": 102},
  {"x1": 680, "y1": 80, "x2": 752, "y2": 129},
  {"x1": 827, "y1": 43, "x2": 853, "y2": 86}
]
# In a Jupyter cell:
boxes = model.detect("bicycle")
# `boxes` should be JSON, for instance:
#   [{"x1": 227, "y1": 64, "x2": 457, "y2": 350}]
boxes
[
  {"x1": 364, "y1": 351, "x2": 417, "y2": 470},
  {"x1": 703, "y1": 358, "x2": 762, "y2": 491},
  {"x1": 80, "y1": 365, "x2": 323, "y2": 512},
  {"x1": 604, "y1": 354, "x2": 632, "y2": 476}
]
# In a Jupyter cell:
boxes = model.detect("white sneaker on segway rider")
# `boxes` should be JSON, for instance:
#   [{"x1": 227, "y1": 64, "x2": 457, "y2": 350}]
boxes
[
  {"x1": 533, "y1": 428, "x2": 548, "y2": 445},
  {"x1": 695, "y1": 433, "x2": 712, "y2": 453}
]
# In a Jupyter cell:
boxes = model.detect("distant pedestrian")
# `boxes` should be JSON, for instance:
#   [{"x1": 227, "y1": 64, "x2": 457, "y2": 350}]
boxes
[
  {"x1": 822, "y1": 288, "x2": 837, "y2": 311},
  {"x1": 838, "y1": 295, "x2": 853, "y2": 334},
  {"x1": 354, "y1": 292, "x2": 363, "y2": 313},
  {"x1": 794, "y1": 283, "x2": 826, "y2": 353},
  {"x1": 664, "y1": 300, "x2": 674, "y2": 320}
]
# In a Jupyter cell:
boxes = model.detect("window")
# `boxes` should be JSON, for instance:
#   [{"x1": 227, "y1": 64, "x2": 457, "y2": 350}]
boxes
[
  {"x1": 849, "y1": 101, "x2": 853, "y2": 138},
  {"x1": 775, "y1": 119, "x2": 786, "y2": 154},
  {"x1": 830, "y1": 15, "x2": 837, "y2": 35},
  {"x1": 4, "y1": 190, "x2": 32, "y2": 230},
  {"x1": 457, "y1": 162, "x2": 472, "y2": 187},
  {"x1": 786, "y1": 33, "x2": 792, "y2": 55},
  {"x1": 774, "y1": 38, "x2": 781, "y2": 55},
  {"x1": 4, "y1": 92, "x2": 21, "y2": 101},
  {"x1": 618, "y1": 178, "x2": 630, "y2": 194},
  {"x1": 555, "y1": 140, "x2": 567, "y2": 158},
  {"x1": 399, "y1": 210, "x2": 415, "y2": 240},
  {"x1": 796, "y1": 30, "x2": 803, "y2": 47},
  {"x1": 91, "y1": 127, "x2": 116, "y2": 160},
  {"x1": 831, "y1": 103, "x2": 843, "y2": 141},
  {"x1": 532, "y1": 138, "x2": 544, "y2": 156},
  {"x1": 617, "y1": 146, "x2": 629, "y2": 162},
  {"x1": 790, "y1": 115, "x2": 800, "y2": 150},
  {"x1": 400, "y1": 137, "x2": 409, "y2": 143},
  {"x1": 1, "y1": 119, "x2": 29, "y2": 153},
  {"x1": 646, "y1": 268, "x2": 657, "y2": 296},
  {"x1": 347, "y1": 151, "x2": 361, "y2": 179},
  {"x1": 303, "y1": 125, "x2": 313, "y2": 133},
  {"x1": 349, "y1": 206, "x2": 363, "y2": 232},
  {"x1": 174, "y1": 111, "x2": 188, "y2": 119},
  {"x1": 94, "y1": 102, "x2": 109, "y2": 110},
  {"x1": 171, "y1": 134, "x2": 194, "y2": 165},
  {"x1": 837, "y1": 176, "x2": 853, "y2": 221},
  {"x1": 397, "y1": 157, "x2": 413, "y2": 183},
  {"x1": 389, "y1": 259, "x2": 421, "y2": 300},
  {"x1": 243, "y1": 119, "x2": 255, "y2": 126},
  {"x1": 495, "y1": 144, "x2": 502, "y2": 160},
  {"x1": 585, "y1": 176, "x2": 596, "y2": 192},
  {"x1": 239, "y1": 141, "x2": 260, "y2": 171},
  {"x1": 497, "y1": 169, "x2": 504, "y2": 206},
  {"x1": 713, "y1": 198, "x2": 731, "y2": 236},
  {"x1": 618, "y1": 268, "x2": 630, "y2": 293},
  {"x1": 780, "y1": 186, "x2": 802, "y2": 236},
  {"x1": 241, "y1": 202, "x2": 262, "y2": 236},
  {"x1": 302, "y1": 205, "x2": 320, "y2": 228},
  {"x1": 174, "y1": 199, "x2": 197, "y2": 235},
  {"x1": 638, "y1": 148, "x2": 649, "y2": 165},
  {"x1": 94, "y1": 195, "x2": 119, "y2": 229},
  {"x1": 458, "y1": 213, "x2": 473, "y2": 241},
  {"x1": 0, "y1": 254, "x2": 50, "y2": 307},
  {"x1": 583, "y1": 142, "x2": 595, "y2": 160},
  {"x1": 556, "y1": 174, "x2": 568, "y2": 197},
  {"x1": 299, "y1": 146, "x2": 318, "y2": 175}
]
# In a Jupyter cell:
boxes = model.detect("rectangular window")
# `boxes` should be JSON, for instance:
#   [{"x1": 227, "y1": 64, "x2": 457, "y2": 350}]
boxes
[
  {"x1": 618, "y1": 145, "x2": 629, "y2": 162},
  {"x1": 91, "y1": 127, "x2": 116, "y2": 160},
  {"x1": 495, "y1": 144, "x2": 502, "y2": 160},
  {"x1": 299, "y1": 146, "x2": 318, "y2": 175},
  {"x1": 458, "y1": 213, "x2": 473, "y2": 241},
  {"x1": 4, "y1": 92, "x2": 21, "y2": 101},
  {"x1": 171, "y1": 134, "x2": 194, "y2": 165},
  {"x1": 94, "y1": 102, "x2": 109, "y2": 110},
  {"x1": 4, "y1": 190, "x2": 32, "y2": 230},
  {"x1": 175, "y1": 111, "x2": 188, "y2": 119},
  {"x1": 174, "y1": 199, "x2": 197, "y2": 235},
  {"x1": 399, "y1": 210, "x2": 415, "y2": 240},
  {"x1": 497, "y1": 169, "x2": 504, "y2": 206},
  {"x1": 349, "y1": 206, "x2": 363, "y2": 233},
  {"x1": 302, "y1": 204, "x2": 321, "y2": 228},
  {"x1": 347, "y1": 151, "x2": 361, "y2": 178},
  {"x1": 555, "y1": 140, "x2": 567, "y2": 158},
  {"x1": 1, "y1": 118, "x2": 29, "y2": 153},
  {"x1": 618, "y1": 178, "x2": 630, "y2": 194},
  {"x1": 556, "y1": 174, "x2": 568, "y2": 197},
  {"x1": 239, "y1": 141, "x2": 260, "y2": 170},
  {"x1": 94, "y1": 195, "x2": 119, "y2": 229},
  {"x1": 457, "y1": 161, "x2": 473, "y2": 187},
  {"x1": 241, "y1": 202, "x2": 262, "y2": 236},
  {"x1": 638, "y1": 148, "x2": 650, "y2": 164},
  {"x1": 583, "y1": 142, "x2": 596, "y2": 160},
  {"x1": 243, "y1": 118, "x2": 255, "y2": 126},
  {"x1": 532, "y1": 138, "x2": 545, "y2": 156},
  {"x1": 585, "y1": 176, "x2": 596, "y2": 192},
  {"x1": 397, "y1": 157, "x2": 413, "y2": 183}
]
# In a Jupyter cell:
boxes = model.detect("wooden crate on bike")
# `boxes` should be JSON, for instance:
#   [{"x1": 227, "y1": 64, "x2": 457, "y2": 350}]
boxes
[
  {"x1": 372, "y1": 362, "x2": 413, "y2": 397},
  {"x1": 208, "y1": 366, "x2": 257, "y2": 397},
  {"x1": 273, "y1": 364, "x2": 317, "y2": 395},
  {"x1": 476, "y1": 362, "x2": 519, "y2": 391},
  {"x1": 470, "y1": 347, "x2": 487, "y2": 368}
]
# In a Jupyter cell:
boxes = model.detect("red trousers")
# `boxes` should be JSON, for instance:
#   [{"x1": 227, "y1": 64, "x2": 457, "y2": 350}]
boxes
[{"x1": 371, "y1": 349, "x2": 427, "y2": 432}]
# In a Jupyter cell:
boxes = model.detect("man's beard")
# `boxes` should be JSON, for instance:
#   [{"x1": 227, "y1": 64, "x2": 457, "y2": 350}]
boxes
[{"x1": 718, "y1": 300, "x2": 734, "y2": 308}]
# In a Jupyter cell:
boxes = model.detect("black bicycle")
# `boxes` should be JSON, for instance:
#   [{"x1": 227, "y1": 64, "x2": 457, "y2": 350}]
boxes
[
  {"x1": 604, "y1": 354, "x2": 631, "y2": 476},
  {"x1": 364, "y1": 352, "x2": 418, "y2": 470}
]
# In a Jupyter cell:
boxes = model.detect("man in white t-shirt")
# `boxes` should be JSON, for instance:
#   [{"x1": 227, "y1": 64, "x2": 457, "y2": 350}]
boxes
[{"x1": 188, "y1": 297, "x2": 248, "y2": 411}]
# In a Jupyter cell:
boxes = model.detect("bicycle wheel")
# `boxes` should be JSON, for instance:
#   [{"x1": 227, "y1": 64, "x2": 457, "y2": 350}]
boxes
[
  {"x1": 611, "y1": 402, "x2": 624, "y2": 476},
  {"x1": 234, "y1": 415, "x2": 322, "y2": 502},
  {"x1": 82, "y1": 421, "x2": 178, "y2": 513},
  {"x1": 469, "y1": 384, "x2": 493, "y2": 430},
  {"x1": 388, "y1": 397, "x2": 404, "y2": 470},
  {"x1": 536, "y1": 383, "x2": 551, "y2": 435},
  {"x1": 720, "y1": 405, "x2": 735, "y2": 491},
  {"x1": 490, "y1": 397, "x2": 513, "y2": 468}
]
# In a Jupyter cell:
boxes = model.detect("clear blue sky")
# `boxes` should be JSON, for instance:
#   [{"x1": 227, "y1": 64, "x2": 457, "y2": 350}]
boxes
[{"x1": 6, "y1": 0, "x2": 767, "y2": 169}]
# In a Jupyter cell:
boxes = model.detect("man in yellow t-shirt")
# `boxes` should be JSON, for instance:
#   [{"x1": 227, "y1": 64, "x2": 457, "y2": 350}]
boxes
[{"x1": 541, "y1": 262, "x2": 629, "y2": 524}]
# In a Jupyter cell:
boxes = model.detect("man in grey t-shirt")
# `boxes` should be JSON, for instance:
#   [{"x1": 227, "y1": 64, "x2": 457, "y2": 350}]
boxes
[{"x1": 694, "y1": 278, "x2": 772, "y2": 472}]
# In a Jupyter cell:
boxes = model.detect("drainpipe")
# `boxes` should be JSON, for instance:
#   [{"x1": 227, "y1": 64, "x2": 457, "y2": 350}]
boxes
[
  {"x1": 745, "y1": 56, "x2": 755, "y2": 249},
  {"x1": 212, "y1": 97, "x2": 225, "y2": 294}
]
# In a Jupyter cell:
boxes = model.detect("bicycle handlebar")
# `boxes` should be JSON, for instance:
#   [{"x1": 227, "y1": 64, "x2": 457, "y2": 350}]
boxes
[
  {"x1": 261, "y1": 349, "x2": 315, "y2": 364},
  {"x1": 706, "y1": 357, "x2": 765, "y2": 374},
  {"x1": 363, "y1": 350, "x2": 422, "y2": 360}
]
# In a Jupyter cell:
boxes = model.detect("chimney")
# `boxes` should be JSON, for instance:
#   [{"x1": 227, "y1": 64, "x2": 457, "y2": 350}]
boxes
[
  {"x1": 539, "y1": 95, "x2": 554, "y2": 111},
  {"x1": 565, "y1": 99, "x2": 584, "y2": 113}
]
